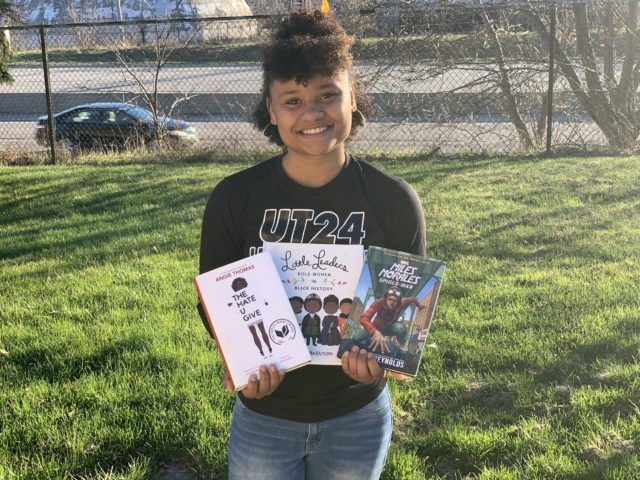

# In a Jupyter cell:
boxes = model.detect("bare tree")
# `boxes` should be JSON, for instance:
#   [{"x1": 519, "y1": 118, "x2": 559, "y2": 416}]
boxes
[
  {"x1": 0, "y1": 0, "x2": 18, "y2": 84},
  {"x1": 346, "y1": 1, "x2": 552, "y2": 152},
  {"x1": 347, "y1": 0, "x2": 640, "y2": 152},
  {"x1": 112, "y1": 21, "x2": 201, "y2": 149},
  {"x1": 520, "y1": 1, "x2": 640, "y2": 149},
  {"x1": 61, "y1": 0, "x2": 101, "y2": 48}
]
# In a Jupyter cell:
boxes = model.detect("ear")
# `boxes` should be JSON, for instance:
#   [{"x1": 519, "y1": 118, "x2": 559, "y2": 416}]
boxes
[
  {"x1": 350, "y1": 82, "x2": 357, "y2": 112},
  {"x1": 266, "y1": 97, "x2": 277, "y2": 125}
]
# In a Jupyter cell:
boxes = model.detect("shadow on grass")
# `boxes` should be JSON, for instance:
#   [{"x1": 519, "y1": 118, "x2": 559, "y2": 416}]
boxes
[
  {"x1": 6, "y1": 335, "x2": 179, "y2": 384},
  {"x1": 0, "y1": 167, "x2": 222, "y2": 272}
]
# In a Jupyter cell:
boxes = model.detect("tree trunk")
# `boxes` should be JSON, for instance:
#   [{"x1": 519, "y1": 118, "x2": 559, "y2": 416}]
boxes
[
  {"x1": 0, "y1": 29, "x2": 12, "y2": 84},
  {"x1": 521, "y1": 7, "x2": 637, "y2": 149},
  {"x1": 602, "y1": 3, "x2": 616, "y2": 95},
  {"x1": 614, "y1": 0, "x2": 639, "y2": 140},
  {"x1": 479, "y1": 8, "x2": 534, "y2": 149}
]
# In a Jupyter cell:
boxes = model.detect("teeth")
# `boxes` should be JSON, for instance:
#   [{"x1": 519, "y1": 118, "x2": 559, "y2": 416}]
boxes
[{"x1": 301, "y1": 126, "x2": 328, "y2": 135}]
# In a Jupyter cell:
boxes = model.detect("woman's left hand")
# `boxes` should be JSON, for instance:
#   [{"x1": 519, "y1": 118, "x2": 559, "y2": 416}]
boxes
[
  {"x1": 341, "y1": 345, "x2": 410, "y2": 382},
  {"x1": 341, "y1": 345, "x2": 385, "y2": 383}
]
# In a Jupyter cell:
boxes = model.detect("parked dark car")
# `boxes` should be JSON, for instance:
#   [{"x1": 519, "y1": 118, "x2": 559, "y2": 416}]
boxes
[{"x1": 36, "y1": 102, "x2": 197, "y2": 151}]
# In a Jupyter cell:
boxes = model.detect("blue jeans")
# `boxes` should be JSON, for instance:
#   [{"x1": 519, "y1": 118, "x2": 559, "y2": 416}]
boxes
[{"x1": 228, "y1": 386, "x2": 393, "y2": 479}]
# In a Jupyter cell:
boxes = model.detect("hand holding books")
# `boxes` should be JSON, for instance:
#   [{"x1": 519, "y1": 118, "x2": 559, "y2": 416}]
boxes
[
  {"x1": 340, "y1": 345, "x2": 385, "y2": 384},
  {"x1": 220, "y1": 364, "x2": 286, "y2": 399},
  {"x1": 341, "y1": 346, "x2": 409, "y2": 383},
  {"x1": 242, "y1": 365, "x2": 286, "y2": 400}
]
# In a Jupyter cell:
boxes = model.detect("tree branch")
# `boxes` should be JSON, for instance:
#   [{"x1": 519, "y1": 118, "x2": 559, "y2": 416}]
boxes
[
  {"x1": 479, "y1": 6, "x2": 533, "y2": 148},
  {"x1": 616, "y1": 0, "x2": 638, "y2": 118}
]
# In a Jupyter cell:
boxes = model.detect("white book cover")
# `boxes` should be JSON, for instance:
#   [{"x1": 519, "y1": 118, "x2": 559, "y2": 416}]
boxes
[
  {"x1": 194, "y1": 252, "x2": 311, "y2": 391},
  {"x1": 263, "y1": 243, "x2": 364, "y2": 365}
]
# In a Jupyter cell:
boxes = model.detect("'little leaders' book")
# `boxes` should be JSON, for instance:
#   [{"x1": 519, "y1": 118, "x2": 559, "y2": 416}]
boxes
[
  {"x1": 263, "y1": 242, "x2": 364, "y2": 366},
  {"x1": 337, "y1": 246, "x2": 446, "y2": 377},
  {"x1": 194, "y1": 252, "x2": 311, "y2": 391}
]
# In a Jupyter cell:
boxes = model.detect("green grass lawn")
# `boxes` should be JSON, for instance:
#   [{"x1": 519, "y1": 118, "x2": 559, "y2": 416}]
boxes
[{"x1": 1, "y1": 155, "x2": 639, "y2": 479}]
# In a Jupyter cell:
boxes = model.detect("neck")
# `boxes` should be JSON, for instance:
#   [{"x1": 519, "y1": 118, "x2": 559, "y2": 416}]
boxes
[{"x1": 282, "y1": 147, "x2": 346, "y2": 188}]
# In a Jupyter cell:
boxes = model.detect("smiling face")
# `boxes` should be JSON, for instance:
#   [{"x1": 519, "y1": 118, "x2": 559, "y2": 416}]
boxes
[{"x1": 266, "y1": 71, "x2": 356, "y2": 160}]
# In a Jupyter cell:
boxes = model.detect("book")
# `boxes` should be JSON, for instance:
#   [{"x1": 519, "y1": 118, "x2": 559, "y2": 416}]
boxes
[
  {"x1": 337, "y1": 246, "x2": 446, "y2": 377},
  {"x1": 194, "y1": 252, "x2": 311, "y2": 391},
  {"x1": 263, "y1": 242, "x2": 364, "y2": 366}
]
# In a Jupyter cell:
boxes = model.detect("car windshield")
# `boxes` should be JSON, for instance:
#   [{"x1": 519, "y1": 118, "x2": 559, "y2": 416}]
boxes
[{"x1": 123, "y1": 106, "x2": 153, "y2": 121}]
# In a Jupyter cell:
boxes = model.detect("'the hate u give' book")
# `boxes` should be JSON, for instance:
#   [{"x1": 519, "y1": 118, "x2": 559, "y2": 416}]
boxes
[
  {"x1": 263, "y1": 242, "x2": 364, "y2": 365},
  {"x1": 194, "y1": 252, "x2": 311, "y2": 391}
]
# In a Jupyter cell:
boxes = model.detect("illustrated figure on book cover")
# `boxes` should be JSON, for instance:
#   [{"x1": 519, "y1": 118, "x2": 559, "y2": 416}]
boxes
[
  {"x1": 289, "y1": 296, "x2": 304, "y2": 326},
  {"x1": 301, "y1": 293, "x2": 322, "y2": 346},
  {"x1": 230, "y1": 276, "x2": 272, "y2": 358},
  {"x1": 355, "y1": 286, "x2": 424, "y2": 354},
  {"x1": 319, "y1": 295, "x2": 342, "y2": 346},
  {"x1": 338, "y1": 298, "x2": 352, "y2": 337}
]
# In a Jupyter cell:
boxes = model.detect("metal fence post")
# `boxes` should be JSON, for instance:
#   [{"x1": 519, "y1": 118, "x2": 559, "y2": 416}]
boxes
[
  {"x1": 546, "y1": 3, "x2": 557, "y2": 157},
  {"x1": 39, "y1": 24, "x2": 56, "y2": 164}
]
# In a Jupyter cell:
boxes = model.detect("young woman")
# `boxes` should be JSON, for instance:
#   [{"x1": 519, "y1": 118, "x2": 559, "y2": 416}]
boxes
[{"x1": 198, "y1": 11, "x2": 426, "y2": 479}]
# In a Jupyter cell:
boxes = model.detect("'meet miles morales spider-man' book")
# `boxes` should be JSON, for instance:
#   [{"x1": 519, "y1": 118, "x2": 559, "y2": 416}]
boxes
[
  {"x1": 195, "y1": 252, "x2": 311, "y2": 391},
  {"x1": 337, "y1": 246, "x2": 446, "y2": 377}
]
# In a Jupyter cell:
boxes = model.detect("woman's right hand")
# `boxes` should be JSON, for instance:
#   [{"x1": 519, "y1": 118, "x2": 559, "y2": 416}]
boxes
[
  {"x1": 221, "y1": 368, "x2": 235, "y2": 393},
  {"x1": 222, "y1": 365, "x2": 285, "y2": 399}
]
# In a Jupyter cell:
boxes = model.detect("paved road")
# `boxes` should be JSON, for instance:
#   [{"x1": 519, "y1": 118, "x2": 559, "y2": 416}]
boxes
[
  {"x1": 1, "y1": 63, "x2": 600, "y2": 153},
  {"x1": 0, "y1": 117, "x2": 603, "y2": 154},
  {"x1": 2, "y1": 63, "x2": 551, "y2": 94}
]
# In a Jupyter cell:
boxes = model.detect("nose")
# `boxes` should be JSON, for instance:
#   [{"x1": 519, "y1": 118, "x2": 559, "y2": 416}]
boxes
[{"x1": 300, "y1": 102, "x2": 325, "y2": 121}]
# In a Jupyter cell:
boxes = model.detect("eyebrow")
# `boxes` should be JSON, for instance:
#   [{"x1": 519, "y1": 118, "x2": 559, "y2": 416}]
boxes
[{"x1": 277, "y1": 82, "x2": 341, "y2": 99}]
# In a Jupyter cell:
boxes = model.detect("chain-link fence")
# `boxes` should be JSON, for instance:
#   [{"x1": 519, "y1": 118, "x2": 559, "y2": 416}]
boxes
[{"x1": 1, "y1": 2, "x2": 636, "y2": 162}]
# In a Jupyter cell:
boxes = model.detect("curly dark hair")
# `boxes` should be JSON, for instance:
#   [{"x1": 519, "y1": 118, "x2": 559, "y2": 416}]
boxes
[
  {"x1": 323, "y1": 294, "x2": 340, "y2": 306},
  {"x1": 231, "y1": 277, "x2": 248, "y2": 292},
  {"x1": 253, "y1": 10, "x2": 371, "y2": 147}
]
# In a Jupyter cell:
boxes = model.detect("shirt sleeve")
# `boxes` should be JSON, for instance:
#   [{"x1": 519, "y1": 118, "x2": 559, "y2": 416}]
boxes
[
  {"x1": 197, "y1": 178, "x2": 244, "y2": 338},
  {"x1": 360, "y1": 298, "x2": 382, "y2": 336},
  {"x1": 385, "y1": 180, "x2": 426, "y2": 256},
  {"x1": 400, "y1": 297, "x2": 419, "y2": 310}
]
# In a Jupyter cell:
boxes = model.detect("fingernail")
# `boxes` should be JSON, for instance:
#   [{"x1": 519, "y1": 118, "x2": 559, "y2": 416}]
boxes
[
  {"x1": 250, "y1": 375, "x2": 257, "y2": 382},
  {"x1": 359, "y1": 349, "x2": 366, "y2": 356},
  {"x1": 279, "y1": 369, "x2": 285, "y2": 375},
  {"x1": 260, "y1": 366, "x2": 267, "y2": 373},
  {"x1": 351, "y1": 346, "x2": 359, "y2": 353},
  {"x1": 343, "y1": 351, "x2": 349, "y2": 358},
  {"x1": 367, "y1": 353, "x2": 373, "y2": 359},
  {"x1": 269, "y1": 365, "x2": 276, "y2": 373}
]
